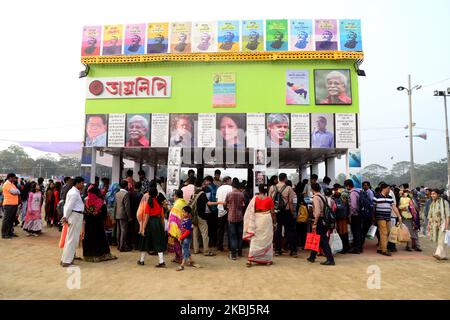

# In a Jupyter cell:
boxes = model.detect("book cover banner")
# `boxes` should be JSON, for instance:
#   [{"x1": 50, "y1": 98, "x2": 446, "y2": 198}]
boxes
[
  {"x1": 340, "y1": 19, "x2": 362, "y2": 51},
  {"x1": 147, "y1": 23, "x2": 169, "y2": 54},
  {"x1": 286, "y1": 70, "x2": 309, "y2": 105},
  {"x1": 102, "y1": 24, "x2": 123, "y2": 56},
  {"x1": 314, "y1": 19, "x2": 338, "y2": 51},
  {"x1": 170, "y1": 22, "x2": 192, "y2": 53},
  {"x1": 82, "y1": 26, "x2": 102, "y2": 56},
  {"x1": 241, "y1": 20, "x2": 264, "y2": 52},
  {"x1": 192, "y1": 21, "x2": 217, "y2": 53},
  {"x1": 124, "y1": 24, "x2": 146, "y2": 55},
  {"x1": 266, "y1": 19, "x2": 288, "y2": 51},
  {"x1": 213, "y1": 73, "x2": 236, "y2": 107},
  {"x1": 290, "y1": 19, "x2": 314, "y2": 51},
  {"x1": 218, "y1": 20, "x2": 240, "y2": 52}
]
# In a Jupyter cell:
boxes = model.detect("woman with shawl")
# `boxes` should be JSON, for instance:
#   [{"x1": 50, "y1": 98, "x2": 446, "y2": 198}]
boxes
[
  {"x1": 398, "y1": 189, "x2": 421, "y2": 251},
  {"x1": 105, "y1": 182, "x2": 120, "y2": 245},
  {"x1": 167, "y1": 189, "x2": 187, "y2": 264},
  {"x1": 427, "y1": 189, "x2": 450, "y2": 260},
  {"x1": 83, "y1": 184, "x2": 117, "y2": 262},
  {"x1": 243, "y1": 184, "x2": 276, "y2": 267},
  {"x1": 45, "y1": 182, "x2": 56, "y2": 227},
  {"x1": 23, "y1": 182, "x2": 43, "y2": 236}
]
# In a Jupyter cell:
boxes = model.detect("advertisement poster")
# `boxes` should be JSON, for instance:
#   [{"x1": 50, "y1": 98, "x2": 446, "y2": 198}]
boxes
[
  {"x1": 107, "y1": 114, "x2": 126, "y2": 147},
  {"x1": 241, "y1": 20, "x2": 264, "y2": 52},
  {"x1": 266, "y1": 113, "x2": 290, "y2": 148},
  {"x1": 216, "y1": 114, "x2": 246, "y2": 148},
  {"x1": 168, "y1": 147, "x2": 182, "y2": 166},
  {"x1": 290, "y1": 19, "x2": 314, "y2": 51},
  {"x1": 124, "y1": 24, "x2": 146, "y2": 55},
  {"x1": 349, "y1": 168, "x2": 362, "y2": 189},
  {"x1": 348, "y1": 149, "x2": 361, "y2": 168},
  {"x1": 125, "y1": 114, "x2": 151, "y2": 147},
  {"x1": 85, "y1": 114, "x2": 108, "y2": 147},
  {"x1": 335, "y1": 113, "x2": 357, "y2": 149},
  {"x1": 290, "y1": 113, "x2": 310, "y2": 148},
  {"x1": 255, "y1": 148, "x2": 267, "y2": 166},
  {"x1": 286, "y1": 70, "x2": 309, "y2": 105},
  {"x1": 81, "y1": 26, "x2": 102, "y2": 56},
  {"x1": 212, "y1": 72, "x2": 236, "y2": 107},
  {"x1": 167, "y1": 164, "x2": 181, "y2": 196},
  {"x1": 340, "y1": 19, "x2": 362, "y2": 51},
  {"x1": 147, "y1": 23, "x2": 169, "y2": 54},
  {"x1": 314, "y1": 69, "x2": 352, "y2": 105},
  {"x1": 246, "y1": 113, "x2": 266, "y2": 148},
  {"x1": 266, "y1": 19, "x2": 288, "y2": 51},
  {"x1": 170, "y1": 22, "x2": 192, "y2": 53},
  {"x1": 198, "y1": 114, "x2": 216, "y2": 148},
  {"x1": 151, "y1": 113, "x2": 169, "y2": 147},
  {"x1": 169, "y1": 114, "x2": 197, "y2": 147},
  {"x1": 102, "y1": 24, "x2": 123, "y2": 55},
  {"x1": 192, "y1": 21, "x2": 217, "y2": 53},
  {"x1": 314, "y1": 19, "x2": 338, "y2": 51},
  {"x1": 218, "y1": 20, "x2": 240, "y2": 52},
  {"x1": 311, "y1": 113, "x2": 335, "y2": 148}
]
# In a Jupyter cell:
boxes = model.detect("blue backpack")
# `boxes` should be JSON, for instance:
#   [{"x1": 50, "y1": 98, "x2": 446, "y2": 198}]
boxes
[
  {"x1": 334, "y1": 196, "x2": 348, "y2": 220},
  {"x1": 358, "y1": 190, "x2": 374, "y2": 219}
]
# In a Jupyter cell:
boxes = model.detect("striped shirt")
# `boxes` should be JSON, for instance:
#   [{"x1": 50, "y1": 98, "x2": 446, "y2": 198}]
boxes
[{"x1": 373, "y1": 193, "x2": 394, "y2": 220}]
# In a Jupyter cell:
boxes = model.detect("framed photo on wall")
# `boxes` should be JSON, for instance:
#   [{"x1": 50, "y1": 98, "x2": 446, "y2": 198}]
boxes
[{"x1": 314, "y1": 69, "x2": 352, "y2": 105}]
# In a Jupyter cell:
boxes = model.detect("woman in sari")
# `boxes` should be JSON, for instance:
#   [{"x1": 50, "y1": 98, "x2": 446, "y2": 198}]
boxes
[
  {"x1": 45, "y1": 182, "x2": 56, "y2": 227},
  {"x1": 83, "y1": 184, "x2": 117, "y2": 262},
  {"x1": 427, "y1": 189, "x2": 450, "y2": 260},
  {"x1": 53, "y1": 182, "x2": 62, "y2": 226},
  {"x1": 167, "y1": 189, "x2": 187, "y2": 264},
  {"x1": 23, "y1": 182, "x2": 43, "y2": 236},
  {"x1": 398, "y1": 189, "x2": 421, "y2": 251},
  {"x1": 243, "y1": 184, "x2": 276, "y2": 267}
]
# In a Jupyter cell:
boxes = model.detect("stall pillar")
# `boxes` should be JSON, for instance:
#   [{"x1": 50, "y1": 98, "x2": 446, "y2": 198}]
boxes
[
  {"x1": 133, "y1": 161, "x2": 141, "y2": 181},
  {"x1": 89, "y1": 148, "x2": 97, "y2": 184},
  {"x1": 301, "y1": 167, "x2": 309, "y2": 181},
  {"x1": 311, "y1": 163, "x2": 320, "y2": 176},
  {"x1": 111, "y1": 153, "x2": 122, "y2": 184},
  {"x1": 326, "y1": 157, "x2": 336, "y2": 183},
  {"x1": 148, "y1": 166, "x2": 155, "y2": 180}
]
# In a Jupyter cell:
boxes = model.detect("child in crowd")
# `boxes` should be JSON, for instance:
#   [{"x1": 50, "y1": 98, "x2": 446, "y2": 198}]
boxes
[{"x1": 177, "y1": 206, "x2": 194, "y2": 271}]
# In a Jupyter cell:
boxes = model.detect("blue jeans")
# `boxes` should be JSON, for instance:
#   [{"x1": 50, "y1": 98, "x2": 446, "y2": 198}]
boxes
[
  {"x1": 228, "y1": 221, "x2": 243, "y2": 256},
  {"x1": 181, "y1": 237, "x2": 192, "y2": 260}
]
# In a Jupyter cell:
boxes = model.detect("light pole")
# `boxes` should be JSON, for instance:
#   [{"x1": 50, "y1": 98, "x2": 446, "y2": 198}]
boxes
[
  {"x1": 397, "y1": 74, "x2": 421, "y2": 187},
  {"x1": 434, "y1": 89, "x2": 450, "y2": 194}
]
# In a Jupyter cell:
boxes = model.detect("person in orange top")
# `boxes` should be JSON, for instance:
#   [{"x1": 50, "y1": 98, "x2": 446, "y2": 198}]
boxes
[{"x1": 2, "y1": 173, "x2": 21, "y2": 239}]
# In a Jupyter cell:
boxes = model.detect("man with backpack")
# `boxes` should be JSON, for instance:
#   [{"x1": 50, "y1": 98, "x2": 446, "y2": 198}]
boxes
[
  {"x1": 307, "y1": 183, "x2": 335, "y2": 265},
  {"x1": 332, "y1": 184, "x2": 350, "y2": 253},
  {"x1": 361, "y1": 181, "x2": 375, "y2": 248},
  {"x1": 269, "y1": 173, "x2": 297, "y2": 257},
  {"x1": 344, "y1": 179, "x2": 364, "y2": 254}
]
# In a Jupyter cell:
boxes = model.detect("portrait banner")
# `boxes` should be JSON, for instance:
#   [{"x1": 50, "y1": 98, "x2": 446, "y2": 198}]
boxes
[
  {"x1": 290, "y1": 113, "x2": 310, "y2": 148},
  {"x1": 107, "y1": 114, "x2": 126, "y2": 147},
  {"x1": 168, "y1": 147, "x2": 182, "y2": 166},
  {"x1": 349, "y1": 167, "x2": 362, "y2": 189},
  {"x1": 241, "y1": 20, "x2": 264, "y2": 52},
  {"x1": 147, "y1": 23, "x2": 169, "y2": 54},
  {"x1": 266, "y1": 113, "x2": 290, "y2": 148},
  {"x1": 125, "y1": 114, "x2": 151, "y2": 147},
  {"x1": 212, "y1": 73, "x2": 236, "y2": 107},
  {"x1": 85, "y1": 114, "x2": 108, "y2": 147},
  {"x1": 192, "y1": 21, "x2": 217, "y2": 53},
  {"x1": 216, "y1": 114, "x2": 246, "y2": 148},
  {"x1": 311, "y1": 113, "x2": 335, "y2": 149},
  {"x1": 246, "y1": 113, "x2": 266, "y2": 148},
  {"x1": 81, "y1": 26, "x2": 102, "y2": 56},
  {"x1": 339, "y1": 19, "x2": 362, "y2": 51},
  {"x1": 151, "y1": 113, "x2": 170, "y2": 147},
  {"x1": 314, "y1": 19, "x2": 338, "y2": 51},
  {"x1": 124, "y1": 24, "x2": 146, "y2": 55},
  {"x1": 314, "y1": 69, "x2": 352, "y2": 105},
  {"x1": 169, "y1": 114, "x2": 197, "y2": 148},
  {"x1": 198, "y1": 113, "x2": 217, "y2": 148},
  {"x1": 335, "y1": 113, "x2": 357, "y2": 149},
  {"x1": 290, "y1": 19, "x2": 314, "y2": 51},
  {"x1": 102, "y1": 24, "x2": 123, "y2": 56},
  {"x1": 170, "y1": 22, "x2": 192, "y2": 53},
  {"x1": 166, "y1": 164, "x2": 181, "y2": 196},
  {"x1": 266, "y1": 19, "x2": 288, "y2": 51},
  {"x1": 254, "y1": 170, "x2": 266, "y2": 187},
  {"x1": 254, "y1": 148, "x2": 267, "y2": 167},
  {"x1": 286, "y1": 70, "x2": 309, "y2": 105},
  {"x1": 218, "y1": 20, "x2": 240, "y2": 52}
]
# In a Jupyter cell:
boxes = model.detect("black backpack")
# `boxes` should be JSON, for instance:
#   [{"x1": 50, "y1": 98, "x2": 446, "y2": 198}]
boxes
[
  {"x1": 272, "y1": 185, "x2": 288, "y2": 213},
  {"x1": 358, "y1": 190, "x2": 374, "y2": 219},
  {"x1": 318, "y1": 195, "x2": 336, "y2": 229},
  {"x1": 334, "y1": 196, "x2": 348, "y2": 220}
]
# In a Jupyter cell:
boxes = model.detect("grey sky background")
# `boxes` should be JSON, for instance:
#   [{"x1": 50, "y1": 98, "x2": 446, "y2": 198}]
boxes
[{"x1": 0, "y1": 0, "x2": 449, "y2": 173}]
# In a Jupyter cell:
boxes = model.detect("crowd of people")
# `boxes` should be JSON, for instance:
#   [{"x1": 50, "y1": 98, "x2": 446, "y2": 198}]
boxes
[{"x1": 1, "y1": 170, "x2": 449, "y2": 270}]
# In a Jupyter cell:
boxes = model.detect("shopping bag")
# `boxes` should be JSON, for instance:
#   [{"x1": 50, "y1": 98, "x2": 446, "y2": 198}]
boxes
[
  {"x1": 366, "y1": 224, "x2": 377, "y2": 240},
  {"x1": 329, "y1": 229, "x2": 343, "y2": 254},
  {"x1": 388, "y1": 224, "x2": 399, "y2": 244},
  {"x1": 59, "y1": 223, "x2": 68, "y2": 248},
  {"x1": 397, "y1": 223, "x2": 411, "y2": 242},
  {"x1": 444, "y1": 230, "x2": 450, "y2": 246},
  {"x1": 348, "y1": 224, "x2": 353, "y2": 243},
  {"x1": 305, "y1": 232, "x2": 321, "y2": 252}
]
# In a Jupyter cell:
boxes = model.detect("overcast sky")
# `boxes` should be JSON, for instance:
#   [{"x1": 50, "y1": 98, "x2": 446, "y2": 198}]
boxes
[{"x1": 0, "y1": 0, "x2": 449, "y2": 171}]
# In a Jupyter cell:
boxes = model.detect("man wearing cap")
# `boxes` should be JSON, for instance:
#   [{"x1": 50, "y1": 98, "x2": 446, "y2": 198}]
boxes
[{"x1": 1, "y1": 173, "x2": 21, "y2": 239}]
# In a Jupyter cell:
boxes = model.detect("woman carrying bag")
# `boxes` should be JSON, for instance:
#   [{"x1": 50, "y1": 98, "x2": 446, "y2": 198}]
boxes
[{"x1": 427, "y1": 189, "x2": 450, "y2": 260}]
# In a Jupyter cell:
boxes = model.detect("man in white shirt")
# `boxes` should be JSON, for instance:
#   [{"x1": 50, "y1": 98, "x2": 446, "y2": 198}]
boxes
[
  {"x1": 60, "y1": 177, "x2": 85, "y2": 267},
  {"x1": 216, "y1": 176, "x2": 233, "y2": 251},
  {"x1": 181, "y1": 177, "x2": 195, "y2": 202}
]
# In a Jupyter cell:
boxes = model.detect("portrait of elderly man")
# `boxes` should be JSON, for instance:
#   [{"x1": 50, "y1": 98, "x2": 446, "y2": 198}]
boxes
[
  {"x1": 147, "y1": 34, "x2": 167, "y2": 53},
  {"x1": 270, "y1": 31, "x2": 284, "y2": 49},
  {"x1": 170, "y1": 115, "x2": 193, "y2": 147},
  {"x1": 344, "y1": 31, "x2": 358, "y2": 49},
  {"x1": 219, "y1": 31, "x2": 235, "y2": 51},
  {"x1": 126, "y1": 115, "x2": 150, "y2": 147},
  {"x1": 197, "y1": 32, "x2": 211, "y2": 51},
  {"x1": 127, "y1": 34, "x2": 142, "y2": 53},
  {"x1": 103, "y1": 35, "x2": 121, "y2": 55},
  {"x1": 85, "y1": 114, "x2": 107, "y2": 147},
  {"x1": 266, "y1": 114, "x2": 290, "y2": 148},
  {"x1": 318, "y1": 70, "x2": 352, "y2": 104},
  {"x1": 311, "y1": 116, "x2": 334, "y2": 148},
  {"x1": 246, "y1": 31, "x2": 260, "y2": 51},
  {"x1": 294, "y1": 31, "x2": 309, "y2": 49},
  {"x1": 174, "y1": 32, "x2": 188, "y2": 52},
  {"x1": 84, "y1": 36, "x2": 98, "y2": 55},
  {"x1": 316, "y1": 30, "x2": 337, "y2": 51}
]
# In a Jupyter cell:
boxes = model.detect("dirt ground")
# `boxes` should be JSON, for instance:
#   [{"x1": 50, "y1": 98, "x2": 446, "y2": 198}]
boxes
[{"x1": 1, "y1": 221, "x2": 450, "y2": 300}]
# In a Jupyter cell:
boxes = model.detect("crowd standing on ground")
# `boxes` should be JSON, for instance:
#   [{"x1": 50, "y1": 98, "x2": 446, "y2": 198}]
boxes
[{"x1": 1, "y1": 170, "x2": 449, "y2": 271}]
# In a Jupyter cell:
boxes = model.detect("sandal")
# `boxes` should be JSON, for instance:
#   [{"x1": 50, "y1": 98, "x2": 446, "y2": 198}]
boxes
[
  {"x1": 246, "y1": 261, "x2": 252, "y2": 268},
  {"x1": 204, "y1": 252, "x2": 215, "y2": 256},
  {"x1": 176, "y1": 265, "x2": 184, "y2": 271}
]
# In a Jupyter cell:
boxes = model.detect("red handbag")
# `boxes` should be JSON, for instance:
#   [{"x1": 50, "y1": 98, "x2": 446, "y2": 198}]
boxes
[{"x1": 305, "y1": 231, "x2": 321, "y2": 252}]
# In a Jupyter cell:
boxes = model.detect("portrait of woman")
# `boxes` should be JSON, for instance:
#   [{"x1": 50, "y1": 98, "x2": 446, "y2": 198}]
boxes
[{"x1": 217, "y1": 114, "x2": 246, "y2": 148}]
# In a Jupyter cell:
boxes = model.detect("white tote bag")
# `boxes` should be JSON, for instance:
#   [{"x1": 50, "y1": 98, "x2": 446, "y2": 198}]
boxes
[
  {"x1": 444, "y1": 230, "x2": 450, "y2": 246},
  {"x1": 366, "y1": 225, "x2": 377, "y2": 240},
  {"x1": 329, "y1": 229, "x2": 343, "y2": 255},
  {"x1": 348, "y1": 224, "x2": 353, "y2": 243}
]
